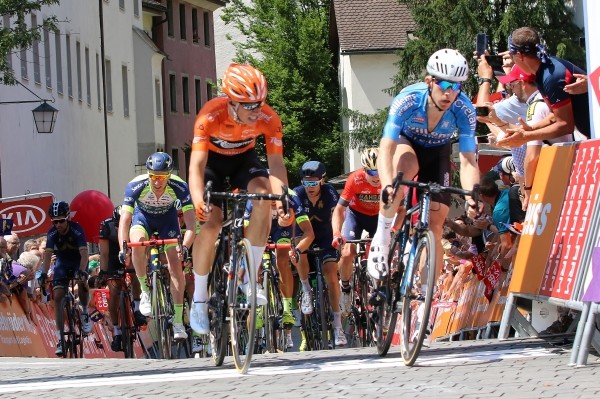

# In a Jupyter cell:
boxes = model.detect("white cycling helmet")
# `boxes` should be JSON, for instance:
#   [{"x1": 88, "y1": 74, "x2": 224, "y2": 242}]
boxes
[
  {"x1": 426, "y1": 49, "x2": 469, "y2": 82},
  {"x1": 360, "y1": 148, "x2": 379, "y2": 170}
]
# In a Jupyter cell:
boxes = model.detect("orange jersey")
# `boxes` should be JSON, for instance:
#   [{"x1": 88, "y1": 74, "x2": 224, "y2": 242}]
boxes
[
  {"x1": 191, "y1": 96, "x2": 284, "y2": 156},
  {"x1": 340, "y1": 169, "x2": 380, "y2": 216}
]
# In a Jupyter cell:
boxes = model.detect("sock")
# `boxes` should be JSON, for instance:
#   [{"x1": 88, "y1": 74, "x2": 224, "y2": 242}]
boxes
[
  {"x1": 55, "y1": 329, "x2": 61, "y2": 340},
  {"x1": 372, "y1": 213, "x2": 394, "y2": 246},
  {"x1": 174, "y1": 304, "x2": 184, "y2": 324},
  {"x1": 113, "y1": 326, "x2": 121, "y2": 335},
  {"x1": 193, "y1": 272, "x2": 209, "y2": 302},
  {"x1": 134, "y1": 300, "x2": 140, "y2": 312},
  {"x1": 138, "y1": 275, "x2": 149, "y2": 292},
  {"x1": 251, "y1": 245, "x2": 265, "y2": 280},
  {"x1": 283, "y1": 298, "x2": 292, "y2": 314},
  {"x1": 301, "y1": 279, "x2": 311, "y2": 293},
  {"x1": 333, "y1": 311, "x2": 342, "y2": 329}
]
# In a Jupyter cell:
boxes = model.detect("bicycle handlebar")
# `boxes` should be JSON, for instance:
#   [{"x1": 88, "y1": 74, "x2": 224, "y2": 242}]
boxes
[
  {"x1": 391, "y1": 172, "x2": 480, "y2": 205},
  {"x1": 203, "y1": 180, "x2": 291, "y2": 215},
  {"x1": 265, "y1": 243, "x2": 292, "y2": 250},
  {"x1": 123, "y1": 238, "x2": 180, "y2": 252}
]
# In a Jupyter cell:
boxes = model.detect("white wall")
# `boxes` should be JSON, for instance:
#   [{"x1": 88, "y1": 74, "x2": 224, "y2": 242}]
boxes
[
  {"x1": 340, "y1": 52, "x2": 399, "y2": 171},
  {"x1": 0, "y1": 1, "x2": 146, "y2": 204}
]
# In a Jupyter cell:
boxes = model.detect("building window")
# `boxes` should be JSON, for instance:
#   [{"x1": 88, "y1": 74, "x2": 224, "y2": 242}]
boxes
[
  {"x1": 171, "y1": 148, "x2": 179, "y2": 175},
  {"x1": 55, "y1": 31, "x2": 63, "y2": 94},
  {"x1": 133, "y1": 0, "x2": 139, "y2": 17},
  {"x1": 119, "y1": 0, "x2": 125, "y2": 10},
  {"x1": 167, "y1": 0, "x2": 174, "y2": 37},
  {"x1": 85, "y1": 47, "x2": 91, "y2": 105},
  {"x1": 182, "y1": 76, "x2": 189, "y2": 114},
  {"x1": 96, "y1": 53, "x2": 101, "y2": 109},
  {"x1": 122, "y1": 65, "x2": 129, "y2": 117},
  {"x1": 203, "y1": 11, "x2": 210, "y2": 47},
  {"x1": 179, "y1": 4, "x2": 186, "y2": 40},
  {"x1": 155, "y1": 78, "x2": 162, "y2": 117},
  {"x1": 76, "y1": 41, "x2": 82, "y2": 101},
  {"x1": 2, "y1": 16, "x2": 11, "y2": 69},
  {"x1": 194, "y1": 78, "x2": 201, "y2": 113},
  {"x1": 66, "y1": 34, "x2": 72, "y2": 97},
  {"x1": 169, "y1": 73, "x2": 177, "y2": 112},
  {"x1": 206, "y1": 80, "x2": 213, "y2": 101},
  {"x1": 20, "y1": 46, "x2": 27, "y2": 80},
  {"x1": 43, "y1": 28, "x2": 51, "y2": 88},
  {"x1": 192, "y1": 9, "x2": 198, "y2": 43},
  {"x1": 32, "y1": 14, "x2": 41, "y2": 84},
  {"x1": 105, "y1": 59, "x2": 112, "y2": 112}
]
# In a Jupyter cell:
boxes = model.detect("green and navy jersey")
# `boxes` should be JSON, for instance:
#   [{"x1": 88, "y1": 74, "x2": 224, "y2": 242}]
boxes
[{"x1": 122, "y1": 174, "x2": 194, "y2": 216}]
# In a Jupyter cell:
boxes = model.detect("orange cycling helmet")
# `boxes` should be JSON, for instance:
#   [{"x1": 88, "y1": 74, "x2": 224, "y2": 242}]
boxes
[{"x1": 222, "y1": 63, "x2": 267, "y2": 103}]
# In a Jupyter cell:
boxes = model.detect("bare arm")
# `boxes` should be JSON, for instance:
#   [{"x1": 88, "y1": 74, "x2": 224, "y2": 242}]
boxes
[
  {"x1": 331, "y1": 203, "x2": 347, "y2": 236},
  {"x1": 266, "y1": 153, "x2": 289, "y2": 195},
  {"x1": 118, "y1": 210, "x2": 133, "y2": 252},
  {"x1": 99, "y1": 240, "x2": 110, "y2": 272},
  {"x1": 188, "y1": 150, "x2": 209, "y2": 207}
]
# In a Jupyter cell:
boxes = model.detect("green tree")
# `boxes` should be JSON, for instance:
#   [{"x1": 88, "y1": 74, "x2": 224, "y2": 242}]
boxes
[
  {"x1": 0, "y1": 0, "x2": 59, "y2": 85},
  {"x1": 346, "y1": 0, "x2": 585, "y2": 149},
  {"x1": 221, "y1": 0, "x2": 342, "y2": 184}
]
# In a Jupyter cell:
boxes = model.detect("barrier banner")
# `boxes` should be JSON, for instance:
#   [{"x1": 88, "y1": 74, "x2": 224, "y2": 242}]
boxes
[
  {"x1": 472, "y1": 253, "x2": 486, "y2": 281},
  {"x1": 508, "y1": 144, "x2": 576, "y2": 295},
  {"x1": 448, "y1": 278, "x2": 479, "y2": 333},
  {"x1": 94, "y1": 289, "x2": 110, "y2": 312},
  {"x1": 430, "y1": 301, "x2": 456, "y2": 340},
  {"x1": 582, "y1": 246, "x2": 600, "y2": 301},
  {"x1": 483, "y1": 260, "x2": 502, "y2": 302},
  {"x1": 539, "y1": 140, "x2": 600, "y2": 299},
  {"x1": 0, "y1": 194, "x2": 54, "y2": 237},
  {"x1": 0, "y1": 300, "x2": 46, "y2": 357}
]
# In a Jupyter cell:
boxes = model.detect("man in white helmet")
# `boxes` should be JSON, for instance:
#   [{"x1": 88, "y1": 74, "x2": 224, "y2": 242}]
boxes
[{"x1": 367, "y1": 49, "x2": 480, "y2": 290}]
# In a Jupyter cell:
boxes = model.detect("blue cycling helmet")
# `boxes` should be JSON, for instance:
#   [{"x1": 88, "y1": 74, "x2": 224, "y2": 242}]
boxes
[
  {"x1": 48, "y1": 201, "x2": 70, "y2": 218},
  {"x1": 300, "y1": 161, "x2": 326, "y2": 179},
  {"x1": 146, "y1": 152, "x2": 173, "y2": 173}
]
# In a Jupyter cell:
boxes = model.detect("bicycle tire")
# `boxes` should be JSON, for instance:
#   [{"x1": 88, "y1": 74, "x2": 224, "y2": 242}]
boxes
[
  {"x1": 357, "y1": 265, "x2": 376, "y2": 347},
  {"x1": 208, "y1": 239, "x2": 228, "y2": 366},
  {"x1": 152, "y1": 271, "x2": 172, "y2": 359},
  {"x1": 400, "y1": 229, "x2": 436, "y2": 366},
  {"x1": 230, "y1": 238, "x2": 256, "y2": 374},
  {"x1": 57, "y1": 296, "x2": 71, "y2": 358},
  {"x1": 262, "y1": 267, "x2": 275, "y2": 353},
  {"x1": 72, "y1": 306, "x2": 84, "y2": 358},
  {"x1": 120, "y1": 292, "x2": 134, "y2": 358},
  {"x1": 376, "y1": 232, "x2": 403, "y2": 357}
]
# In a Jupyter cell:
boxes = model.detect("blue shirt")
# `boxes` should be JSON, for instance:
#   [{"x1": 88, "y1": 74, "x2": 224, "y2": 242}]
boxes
[
  {"x1": 492, "y1": 190, "x2": 511, "y2": 234},
  {"x1": 46, "y1": 221, "x2": 87, "y2": 265},
  {"x1": 293, "y1": 183, "x2": 339, "y2": 242},
  {"x1": 382, "y1": 82, "x2": 477, "y2": 153}
]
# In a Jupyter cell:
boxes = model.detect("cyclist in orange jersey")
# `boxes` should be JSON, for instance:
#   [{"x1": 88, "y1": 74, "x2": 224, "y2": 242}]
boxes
[{"x1": 188, "y1": 63, "x2": 289, "y2": 334}]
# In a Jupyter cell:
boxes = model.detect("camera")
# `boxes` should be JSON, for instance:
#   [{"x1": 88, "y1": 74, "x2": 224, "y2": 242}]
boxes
[{"x1": 476, "y1": 106, "x2": 489, "y2": 117}]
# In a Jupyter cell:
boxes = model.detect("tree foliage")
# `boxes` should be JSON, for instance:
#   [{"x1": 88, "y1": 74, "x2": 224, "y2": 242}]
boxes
[
  {"x1": 0, "y1": 0, "x2": 59, "y2": 85},
  {"x1": 221, "y1": 0, "x2": 341, "y2": 184},
  {"x1": 346, "y1": 0, "x2": 585, "y2": 149}
]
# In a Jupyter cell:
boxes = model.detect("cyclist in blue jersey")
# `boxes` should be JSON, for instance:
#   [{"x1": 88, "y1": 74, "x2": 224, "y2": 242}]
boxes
[
  {"x1": 497, "y1": 27, "x2": 590, "y2": 148},
  {"x1": 367, "y1": 49, "x2": 480, "y2": 292},
  {"x1": 118, "y1": 152, "x2": 197, "y2": 341},
  {"x1": 294, "y1": 161, "x2": 347, "y2": 347},
  {"x1": 244, "y1": 187, "x2": 314, "y2": 348},
  {"x1": 38, "y1": 201, "x2": 92, "y2": 356}
]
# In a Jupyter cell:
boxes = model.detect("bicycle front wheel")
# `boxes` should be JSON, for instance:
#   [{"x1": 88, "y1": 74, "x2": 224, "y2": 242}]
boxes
[
  {"x1": 230, "y1": 238, "x2": 256, "y2": 374},
  {"x1": 400, "y1": 229, "x2": 436, "y2": 366},
  {"x1": 209, "y1": 238, "x2": 229, "y2": 366},
  {"x1": 120, "y1": 292, "x2": 135, "y2": 358},
  {"x1": 152, "y1": 272, "x2": 173, "y2": 359}
]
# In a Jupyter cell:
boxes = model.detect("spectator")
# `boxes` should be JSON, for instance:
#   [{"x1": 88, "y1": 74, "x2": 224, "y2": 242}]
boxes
[
  {"x1": 37, "y1": 236, "x2": 47, "y2": 252},
  {"x1": 4, "y1": 233, "x2": 20, "y2": 261},
  {"x1": 14, "y1": 252, "x2": 39, "y2": 322},
  {"x1": 498, "y1": 27, "x2": 590, "y2": 147},
  {"x1": 495, "y1": 157, "x2": 526, "y2": 225},
  {"x1": 478, "y1": 175, "x2": 516, "y2": 260},
  {"x1": 23, "y1": 238, "x2": 39, "y2": 252}
]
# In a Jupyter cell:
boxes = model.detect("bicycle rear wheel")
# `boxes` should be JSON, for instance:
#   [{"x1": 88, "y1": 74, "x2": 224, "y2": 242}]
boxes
[
  {"x1": 375, "y1": 232, "x2": 403, "y2": 356},
  {"x1": 152, "y1": 272, "x2": 173, "y2": 359},
  {"x1": 58, "y1": 297, "x2": 71, "y2": 358},
  {"x1": 120, "y1": 292, "x2": 135, "y2": 358},
  {"x1": 230, "y1": 238, "x2": 256, "y2": 373},
  {"x1": 400, "y1": 230, "x2": 436, "y2": 366},
  {"x1": 357, "y1": 265, "x2": 376, "y2": 347},
  {"x1": 209, "y1": 239, "x2": 229, "y2": 366}
]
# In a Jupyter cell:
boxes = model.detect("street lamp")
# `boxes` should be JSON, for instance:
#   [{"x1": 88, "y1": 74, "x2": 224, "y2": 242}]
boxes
[{"x1": 32, "y1": 101, "x2": 58, "y2": 134}]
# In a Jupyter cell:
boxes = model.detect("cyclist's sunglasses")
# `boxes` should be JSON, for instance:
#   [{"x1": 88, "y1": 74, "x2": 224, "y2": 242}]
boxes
[
  {"x1": 302, "y1": 180, "x2": 320, "y2": 187},
  {"x1": 149, "y1": 173, "x2": 170, "y2": 182},
  {"x1": 365, "y1": 169, "x2": 379, "y2": 176},
  {"x1": 434, "y1": 78, "x2": 462, "y2": 92},
  {"x1": 52, "y1": 218, "x2": 68, "y2": 225},
  {"x1": 240, "y1": 101, "x2": 263, "y2": 111}
]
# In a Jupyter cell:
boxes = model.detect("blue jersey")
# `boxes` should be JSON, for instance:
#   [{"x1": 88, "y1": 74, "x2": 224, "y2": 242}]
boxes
[
  {"x1": 382, "y1": 82, "x2": 477, "y2": 152},
  {"x1": 294, "y1": 184, "x2": 339, "y2": 243},
  {"x1": 46, "y1": 221, "x2": 87, "y2": 266},
  {"x1": 535, "y1": 56, "x2": 590, "y2": 136},
  {"x1": 122, "y1": 174, "x2": 194, "y2": 216}
]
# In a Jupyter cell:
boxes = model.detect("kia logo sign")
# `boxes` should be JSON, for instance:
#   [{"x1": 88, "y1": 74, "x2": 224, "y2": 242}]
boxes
[{"x1": 1, "y1": 204, "x2": 48, "y2": 234}]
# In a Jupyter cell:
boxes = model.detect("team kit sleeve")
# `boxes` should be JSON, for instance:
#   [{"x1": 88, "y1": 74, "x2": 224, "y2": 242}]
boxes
[
  {"x1": 170, "y1": 175, "x2": 195, "y2": 213},
  {"x1": 122, "y1": 176, "x2": 145, "y2": 214},
  {"x1": 262, "y1": 106, "x2": 284, "y2": 155},
  {"x1": 338, "y1": 171, "x2": 355, "y2": 207},
  {"x1": 73, "y1": 223, "x2": 88, "y2": 248},
  {"x1": 289, "y1": 190, "x2": 309, "y2": 224},
  {"x1": 381, "y1": 92, "x2": 415, "y2": 142},
  {"x1": 541, "y1": 61, "x2": 571, "y2": 110},
  {"x1": 191, "y1": 101, "x2": 219, "y2": 152},
  {"x1": 98, "y1": 219, "x2": 111, "y2": 240},
  {"x1": 455, "y1": 93, "x2": 477, "y2": 153}
]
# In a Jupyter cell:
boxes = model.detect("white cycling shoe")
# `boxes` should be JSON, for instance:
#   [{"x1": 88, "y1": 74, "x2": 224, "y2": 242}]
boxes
[{"x1": 367, "y1": 244, "x2": 389, "y2": 279}]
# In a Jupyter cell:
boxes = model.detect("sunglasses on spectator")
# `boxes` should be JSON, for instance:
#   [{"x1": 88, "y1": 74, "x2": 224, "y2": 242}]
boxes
[
  {"x1": 302, "y1": 180, "x2": 320, "y2": 187},
  {"x1": 240, "y1": 101, "x2": 263, "y2": 111},
  {"x1": 365, "y1": 169, "x2": 379, "y2": 176},
  {"x1": 52, "y1": 218, "x2": 68, "y2": 225},
  {"x1": 434, "y1": 78, "x2": 462, "y2": 92},
  {"x1": 149, "y1": 173, "x2": 170, "y2": 182}
]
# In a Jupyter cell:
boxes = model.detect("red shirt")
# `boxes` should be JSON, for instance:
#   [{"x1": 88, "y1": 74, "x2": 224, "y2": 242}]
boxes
[
  {"x1": 340, "y1": 169, "x2": 380, "y2": 216},
  {"x1": 191, "y1": 96, "x2": 284, "y2": 156}
]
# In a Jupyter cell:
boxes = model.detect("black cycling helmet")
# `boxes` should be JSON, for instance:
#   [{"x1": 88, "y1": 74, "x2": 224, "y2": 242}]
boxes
[
  {"x1": 48, "y1": 201, "x2": 70, "y2": 218},
  {"x1": 146, "y1": 152, "x2": 174, "y2": 173},
  {"x1": 112, "y1": 205, "x2": 121, "y2": 222},
  {"x1": 300, "y1": 161, "x2": 326, "y2": 179}
]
